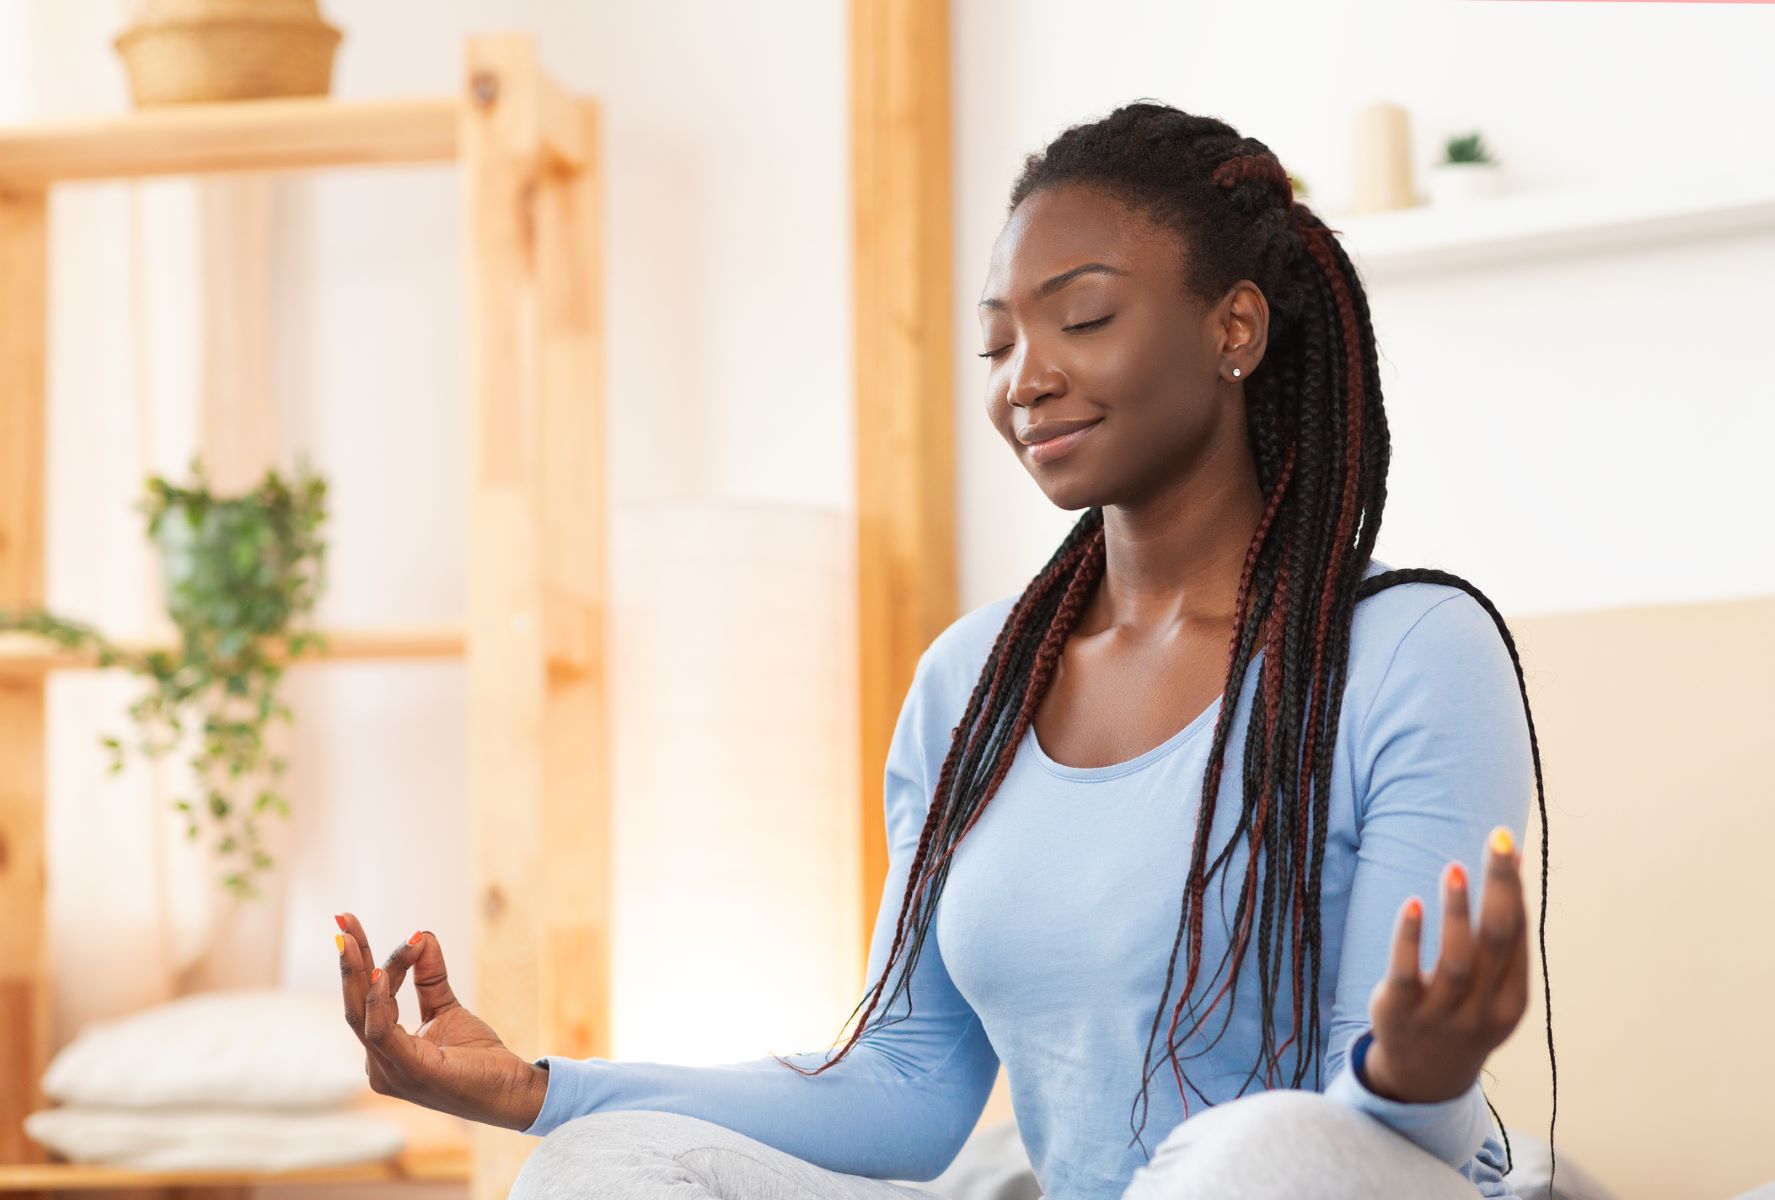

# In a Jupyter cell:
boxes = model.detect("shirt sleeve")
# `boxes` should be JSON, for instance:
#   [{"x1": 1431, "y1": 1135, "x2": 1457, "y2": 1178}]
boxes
[
  {"x1": 520, "y1": 646, "x2": 1002, "y2": 1183},
  {"x1": 1318, "y1": 590, "x2": 1532, "y2": 1169}
]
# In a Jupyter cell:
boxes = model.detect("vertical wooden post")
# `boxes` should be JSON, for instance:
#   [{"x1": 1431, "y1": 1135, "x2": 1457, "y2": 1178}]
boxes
[
  {"x1": 534, "y1": 96, "x2": 612, "y2": 1089},
  {"x1": 461, "y1": 34, "x2": 610, "y2": 1197},
  {"x1": 850, "y1": 0, "x2": 958, "y2": 969},
  {"x1": 0, "y1": 185, "x2": 50, "y2": 1170}
]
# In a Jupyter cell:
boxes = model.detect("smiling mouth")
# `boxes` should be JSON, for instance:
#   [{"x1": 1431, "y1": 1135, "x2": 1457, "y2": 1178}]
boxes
[{"x1": 1025, "y1": 419, "x2": 1101, "y2": 464}]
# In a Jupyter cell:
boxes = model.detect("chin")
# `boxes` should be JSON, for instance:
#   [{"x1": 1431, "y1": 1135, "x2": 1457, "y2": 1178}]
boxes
[{"x1": 1028, "y1": 472, "x2": 1112, "y2": 513}]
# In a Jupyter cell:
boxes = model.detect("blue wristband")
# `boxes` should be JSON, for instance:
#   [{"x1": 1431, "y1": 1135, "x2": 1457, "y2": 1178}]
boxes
[{"x1": 1350, "y1": 1027, "x2": 1376, "y2": 1088}]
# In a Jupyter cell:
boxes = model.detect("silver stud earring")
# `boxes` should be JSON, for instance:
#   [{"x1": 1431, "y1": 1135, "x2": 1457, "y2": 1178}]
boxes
[{"x1": 1231, "y1": 367, "x2": 1242, "y2": 378}]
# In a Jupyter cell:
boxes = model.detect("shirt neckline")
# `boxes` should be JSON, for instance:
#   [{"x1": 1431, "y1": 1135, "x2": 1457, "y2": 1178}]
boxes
[
  {"x1": 1021, "y1": 674, "x2": 1236, "y2": 783},
  {"x1": 1023, "y1": 697, "x2": 1223, "y2": 782},
  {"x1": 1015, "y1": 558, "x2": 1393, "y2": 784}
]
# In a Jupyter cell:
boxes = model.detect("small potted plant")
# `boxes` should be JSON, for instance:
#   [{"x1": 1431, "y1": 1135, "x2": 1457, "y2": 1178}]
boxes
[
  {"x1": 1427, "y1": 131, "x2": 1504, "y2": 206},
  {"x1": 0, "y1": 459, "x2": 329, "y2": 900}
]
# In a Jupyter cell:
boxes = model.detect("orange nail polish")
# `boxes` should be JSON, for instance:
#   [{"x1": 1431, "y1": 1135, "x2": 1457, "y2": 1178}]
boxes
[
  {"x1": 334, "y1": 914, "x2": 347, "y2": 932},
  {"x1": 335, "y1": 933, "x2": 345, "y2": 954},
  {"x1": 408, "y1": 931, "x2": 423, "y2": 946},
  {"x1": 1490, "y1": 826, "x2": 1514, "y2": 856},
  {"x1": 1448, "y1": 862, "x2": 1467, "y2": 889},
  {"x1": 371, "y1": 968, "x2": 382, "y2": 984},
  {"x1": 1404, "y1": 897, "x2": 1422, "y2": 920}
]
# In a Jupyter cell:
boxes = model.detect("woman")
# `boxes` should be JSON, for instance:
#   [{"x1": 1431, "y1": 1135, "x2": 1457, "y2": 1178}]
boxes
[{"x1": 336, "y1": 102, "x2": 1556, "y2": 1200}]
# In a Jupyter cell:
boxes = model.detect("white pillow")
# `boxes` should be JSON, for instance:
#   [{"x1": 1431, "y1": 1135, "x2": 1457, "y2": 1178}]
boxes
[
  {"x1": 23, "y1": 1105, "x2": 404, "y2": 1171},
  {"x1": 42, "y1": 987, "x2": 367, "y2": 1110}
]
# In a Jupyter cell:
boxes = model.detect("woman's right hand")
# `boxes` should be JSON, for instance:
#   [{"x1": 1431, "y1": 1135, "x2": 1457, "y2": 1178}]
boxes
[{"x1": 336, "y1": 912, "x2": 549, "y2": 1132}]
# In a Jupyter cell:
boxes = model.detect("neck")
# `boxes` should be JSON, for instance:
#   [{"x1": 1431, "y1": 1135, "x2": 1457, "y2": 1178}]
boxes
[{"x1": 1092, "y1": 432, "x2": 1267, "y2": 636}]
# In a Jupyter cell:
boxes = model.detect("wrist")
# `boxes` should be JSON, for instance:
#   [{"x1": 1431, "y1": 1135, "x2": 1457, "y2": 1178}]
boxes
[
  {"x1": 1359, "y1": 1037, "x2": 1471, "y2": 1105},
  {"x1": 1356, "y1": 1034, "x2": 1408, "y2": 1101},
  {"x1": 513, "y1": 1060, "x2": 549, "y2": 1131}
]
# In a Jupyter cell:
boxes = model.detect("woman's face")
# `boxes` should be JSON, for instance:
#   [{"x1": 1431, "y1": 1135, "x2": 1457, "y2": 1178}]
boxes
[{"x1": 977, "y1": 183, "x2": 1264, "y2": 513}]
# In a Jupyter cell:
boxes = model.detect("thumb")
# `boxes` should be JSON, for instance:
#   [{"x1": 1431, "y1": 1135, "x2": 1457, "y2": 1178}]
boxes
[{"x1": 409, "y1": 931, "x2": 462, "y2": 1024}]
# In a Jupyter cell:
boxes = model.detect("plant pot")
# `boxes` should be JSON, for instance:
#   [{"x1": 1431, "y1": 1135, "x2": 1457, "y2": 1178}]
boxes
[
  {"x1": 115, "y1": 0, "x2": 343, "y2": 107},
  {"x1": 1426, "y1": 161, "x2": 1505, "y2": 207},
  {"x1": 154, "y1": 506, "x2": 207, "y2": 622}
]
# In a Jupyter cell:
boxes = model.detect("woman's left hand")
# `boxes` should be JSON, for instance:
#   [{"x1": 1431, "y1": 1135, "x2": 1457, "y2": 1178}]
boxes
[{"x1": 1362, "y1": 825, "x2": 1530, "y2": 1103}]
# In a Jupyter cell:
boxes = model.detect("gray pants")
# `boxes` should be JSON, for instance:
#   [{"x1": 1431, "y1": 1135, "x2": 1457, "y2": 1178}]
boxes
[{"x1": 509, "y1": 1088, "x2": 1488, "y2": 1199}]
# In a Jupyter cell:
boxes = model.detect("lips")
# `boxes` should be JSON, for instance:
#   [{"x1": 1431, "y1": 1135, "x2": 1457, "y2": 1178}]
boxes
[
  {"x1": 1017, "y1": 417, "x2": 1102, "y2": 445},
  {"x1": 1024, "y1": 419, "x2": 1101, "y2": 465}
]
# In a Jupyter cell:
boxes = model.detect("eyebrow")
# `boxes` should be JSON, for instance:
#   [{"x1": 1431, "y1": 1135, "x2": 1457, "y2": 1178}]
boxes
[{"x1": 977, "y1": 262, "x2": 1128, "y2": 311}]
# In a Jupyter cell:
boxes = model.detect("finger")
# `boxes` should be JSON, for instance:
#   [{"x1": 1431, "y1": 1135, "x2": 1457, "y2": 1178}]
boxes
[
  {"x1": 406, "y1": 931, "x2": 463, "y2": 1026},
  {"x1": 1468, "y1": 826, "x2": 1527, "y2": 1003},
  {"x1": 339, "y1": 911, "x2": 378, "y2": 978},
  {"x1": 337, "y1": 920, "x2": 371, "y2": 1045},
  {"x1": 1493, "y1": 904, "x2": 1532, "y2": 1028},
  {"x1": 1426, "y1": 859, "x2": 1475, "y2": 1008},
  {"x1": 381, "y1": 930, "x2": 425, "y2": 999},
  {"x1": 1385, "y1": 895, "x2": 1427, "y2": 997},
  {"x1": 362, "y1": 965, "x2": 418, "y2": 1073}
]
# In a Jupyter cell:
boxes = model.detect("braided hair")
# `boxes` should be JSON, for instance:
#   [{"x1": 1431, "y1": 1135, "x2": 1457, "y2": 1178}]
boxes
[{"x1": 777, "y1": 101, "x2": 1557, "y2": 1188}]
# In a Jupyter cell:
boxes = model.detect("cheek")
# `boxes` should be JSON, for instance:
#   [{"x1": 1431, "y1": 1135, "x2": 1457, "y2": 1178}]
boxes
[{"x1": 984, "y1": 386, "x2": 1013, "y2": 437}]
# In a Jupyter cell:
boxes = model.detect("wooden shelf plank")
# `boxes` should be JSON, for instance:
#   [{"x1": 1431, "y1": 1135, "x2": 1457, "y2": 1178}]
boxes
[
  {"x1": 0, "y1": 96, "x2": 459, "y2": 187},
  {"x1": 0, "y1": 625, "x2": 466, "y2": 677},
  {"x1": 1325, "y1": 173, "x2": 1775, "y2": 281}
]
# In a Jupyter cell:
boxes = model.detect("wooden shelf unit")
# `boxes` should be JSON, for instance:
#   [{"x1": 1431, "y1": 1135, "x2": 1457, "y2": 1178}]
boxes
[{"x1": 0, "y1": 34, "x2": 611, "y2": 1200}]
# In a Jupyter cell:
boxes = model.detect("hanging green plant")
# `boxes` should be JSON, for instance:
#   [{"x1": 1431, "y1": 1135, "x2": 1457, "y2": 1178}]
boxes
[{"x1": 0, "y1": 458, "x2": 329, "y2": 900}]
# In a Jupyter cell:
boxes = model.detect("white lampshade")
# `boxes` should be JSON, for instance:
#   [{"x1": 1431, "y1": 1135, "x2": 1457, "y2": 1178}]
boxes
[{"x1": 607, "y1": 499, "x2": 862, "y2": 1065}]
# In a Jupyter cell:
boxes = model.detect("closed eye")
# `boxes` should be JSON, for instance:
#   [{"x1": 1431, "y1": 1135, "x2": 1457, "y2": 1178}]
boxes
[{"x1": 977, "y1": 314, "x2": 1115, "y2": 359}]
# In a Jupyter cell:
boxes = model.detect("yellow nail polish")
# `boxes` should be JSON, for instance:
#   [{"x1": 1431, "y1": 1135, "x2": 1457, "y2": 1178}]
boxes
[
  {"x1": 1490, "y1": 826, "x2": 1514, "y2": 856},
  {"x1": 335, "y1": 933, "x2": 346, "y2": 954}
]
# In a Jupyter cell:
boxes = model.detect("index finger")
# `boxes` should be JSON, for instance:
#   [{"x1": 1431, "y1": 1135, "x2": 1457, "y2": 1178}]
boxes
[
  {"x1": 1386, "y1": 895, "x2": 1427, "y2": 993},
  {"x1": 339, "y1": 911, "x2": 377, "y2": 971}
]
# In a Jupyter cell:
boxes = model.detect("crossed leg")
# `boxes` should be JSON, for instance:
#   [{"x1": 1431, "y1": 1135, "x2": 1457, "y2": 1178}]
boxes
[
  {"x1": 510, "y1": 1109, "x2": 945, "y2": 1200},
  {"x1": 1120, "y1": 1088, "x2": 1486, "y2": 1199}
]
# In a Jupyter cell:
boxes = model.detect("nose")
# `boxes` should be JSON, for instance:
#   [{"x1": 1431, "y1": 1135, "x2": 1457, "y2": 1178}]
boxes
[{"x1": 1007, "y1": 351, "x2": 1065, "y2": 409}]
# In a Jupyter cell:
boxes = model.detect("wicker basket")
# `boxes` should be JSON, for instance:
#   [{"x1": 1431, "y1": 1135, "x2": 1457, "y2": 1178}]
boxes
[{"x1": 115, "y1": 0, "x2": 343, "y2": 107}]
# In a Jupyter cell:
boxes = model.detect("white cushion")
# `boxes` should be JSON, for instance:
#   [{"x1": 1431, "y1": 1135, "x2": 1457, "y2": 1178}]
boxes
[
  {"x1": 23, "y1": 1105, "x2": 404, "y2": 1171},
  {"x1": 42, "y1": 987, "x2": 367, "y2": 1110}
]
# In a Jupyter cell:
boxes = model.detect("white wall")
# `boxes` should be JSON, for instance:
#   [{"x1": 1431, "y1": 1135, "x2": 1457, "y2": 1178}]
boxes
[
  {"x1": 16, "y1": 0, "x2": 1773, "y2": 1122},
  {"x1": 20, "y1": 0, "x2": 859, "y2": 1073},
  {"x1": 950, "y1": 0, "x2": 1775, "y2": 617}
]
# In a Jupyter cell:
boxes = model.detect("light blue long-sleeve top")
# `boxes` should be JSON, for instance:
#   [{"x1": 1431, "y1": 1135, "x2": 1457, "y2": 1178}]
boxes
[{"x1": 522, "y1": 557, "x2": 1532, "y2": 1200}]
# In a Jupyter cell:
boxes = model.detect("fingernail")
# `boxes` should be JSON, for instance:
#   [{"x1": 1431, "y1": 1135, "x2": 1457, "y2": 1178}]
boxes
[
  {"x1": 1448, "y1": 862, "x2": 1467, "y2": 889},
  {"x1": 335, "y1": 933, "x2": 345, "y2": 954},
  {"x1": 334, "y1": 914, "x2": 347, "y2": 931},
  {"x1": 1404, "y1": 897, "x2": 1422, "y2": 920},
  {"x1": 371, "y1": 968, "x2": 382, "y2": 984},
  {"x1": 408, "y1": 930, "x2": 423, "y2": 946},
  {"x1": 1490, "y1": 826, "x2": 1514, "y2": 856}
]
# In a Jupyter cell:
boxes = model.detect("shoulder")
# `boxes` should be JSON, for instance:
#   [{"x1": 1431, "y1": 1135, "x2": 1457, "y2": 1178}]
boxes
[
  {"x1": 1342, "y1": 560, "x2": 1532, "y2": 830},
  {"x1": 880, "y1": 592, "x2": 1019, "y2": 813},
  {"x1": 922, "y1": 592, "x2": 1018, "y2": 685},
  {"x1": 1348, "y1": 558, "x2": 1508, "y2": 686},
  {"x1": 1345, "y1": 558, "x2": 1522, "y2": 748},
  {"x1": 899, "y1": 592, "x2": 1020, "y2": 734}
]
